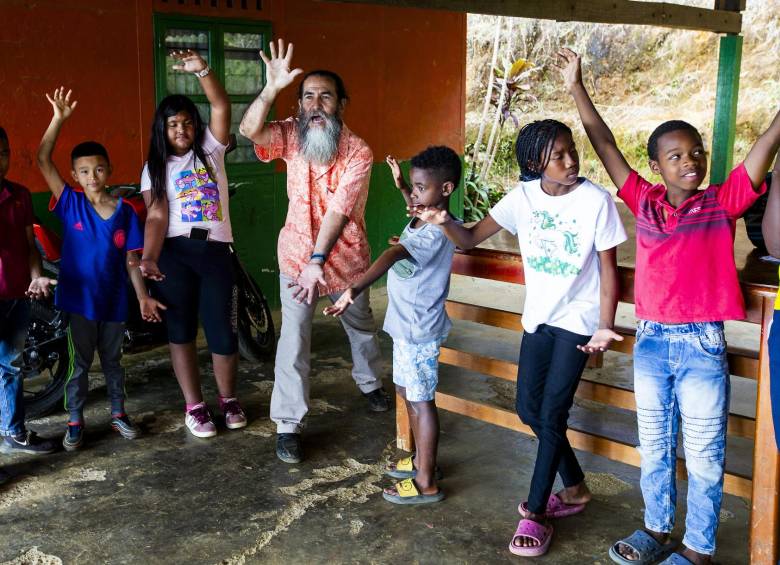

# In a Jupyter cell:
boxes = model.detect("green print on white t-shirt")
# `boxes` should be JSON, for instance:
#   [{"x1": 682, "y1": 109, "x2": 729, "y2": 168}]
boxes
[{"x1": 526, "y1": 210, "x2": 582, "y2": 277}]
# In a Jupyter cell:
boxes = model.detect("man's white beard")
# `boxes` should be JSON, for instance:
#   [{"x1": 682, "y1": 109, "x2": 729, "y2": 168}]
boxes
[{"x1": 298, "y1": 111, "x2": 342, "y2": 165}]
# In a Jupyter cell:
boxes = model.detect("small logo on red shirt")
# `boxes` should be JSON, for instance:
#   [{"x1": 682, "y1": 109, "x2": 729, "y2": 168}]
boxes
[
  {"x1": 73, "y1": 222, "x2": 84, "y2": 231},
  {"x1": 113, "y1": 229, "x2": 126, "y2": 249},
  {"x1": 688, "y1": 206, "x2": 702, "y2": 215}
]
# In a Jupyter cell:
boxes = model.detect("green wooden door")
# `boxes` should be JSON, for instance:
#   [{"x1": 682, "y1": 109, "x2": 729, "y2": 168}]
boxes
[{"x1": 153, "y1": 14, "x2": 282, "y2": 302}]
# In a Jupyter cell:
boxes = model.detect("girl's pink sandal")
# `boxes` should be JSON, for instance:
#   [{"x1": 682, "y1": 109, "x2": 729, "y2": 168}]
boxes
[
  {"x1": 518, "y1": 493, "x2": 586, "y2": 519},
  {"x1": 508, "y1": 519, "x2": 554, "y2": 557}
]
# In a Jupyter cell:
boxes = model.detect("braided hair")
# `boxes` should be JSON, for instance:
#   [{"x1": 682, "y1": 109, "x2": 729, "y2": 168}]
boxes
[{"x1": 514, "y1": 119, "x2": 572, "y2": 182}]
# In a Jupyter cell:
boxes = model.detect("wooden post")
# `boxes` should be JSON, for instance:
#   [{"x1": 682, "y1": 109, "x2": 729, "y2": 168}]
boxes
[
  {"x1": 710, "y1": 34, "x2": 743, "y2": 184},
  {"x1": 396, "y1": 392, "x2": 414, "y2": 451},
  {"x1": 750, "y1": 296, "x2": 780, "y2": 564}
]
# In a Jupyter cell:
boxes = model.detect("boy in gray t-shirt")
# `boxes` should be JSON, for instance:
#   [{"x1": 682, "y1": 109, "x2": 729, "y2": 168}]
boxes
[{"x1": 325, "y1": 146, "x2": 461, "y2": 505}]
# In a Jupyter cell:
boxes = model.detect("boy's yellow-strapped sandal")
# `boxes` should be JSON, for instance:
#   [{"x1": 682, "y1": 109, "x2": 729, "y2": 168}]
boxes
[
  {"x1": 385, "y1": 455, "x2": 444, "y2": 480},
  {"x1": 382, "y1": 478, "x2": 445, "y2": 505}
]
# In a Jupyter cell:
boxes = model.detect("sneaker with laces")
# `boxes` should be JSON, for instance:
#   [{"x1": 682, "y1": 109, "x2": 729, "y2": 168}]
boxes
[
  {"x1": 221, "y1": 398, "x2": 247, "y2": 430},
  {"x1": 62, "y1": 423, "x2": 84, "y2": 451},
  {"x1": 185, "y1": 403, "x2": 217, "y2": 438},
  {"x1": 111, "y1": 414, "x2": 140, "y2": 440},
  {"x1": 0, "y1": 430, "x2": 57, "y2": 455}
]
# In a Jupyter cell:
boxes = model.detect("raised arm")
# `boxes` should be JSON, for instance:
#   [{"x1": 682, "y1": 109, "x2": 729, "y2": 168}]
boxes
[
  {"x1": 410, "y1": 206, "x2": 502, "y2": 250},
  {"x1": 558, "y1": 48, "x2": 632, "y2": 190},
  {"x1": 762, "y1": 153, "x2": 780, "y2": 258},
  {"x1": 744, "y1": 108, "x2": 780, "y2": 189},
  {"x1": 171, "y1": 50, "x2": 231, "y2": 145},
  {"x1": 386, "y1": 155, "x2": 413, "y2": 208},
  {"x1": 323, "y1": 245, "x2": 411, "y2": 317},
  {"x1": 239, "y1": 39, "x2": 303, "y2": 146},
  {"x1": 37, "y1": 87, "x2": 77, "y2": 200}
]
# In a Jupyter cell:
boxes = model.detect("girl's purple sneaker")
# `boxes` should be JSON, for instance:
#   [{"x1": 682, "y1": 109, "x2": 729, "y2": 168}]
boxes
[
  {"x1": 220, "y1": 398, "x2": 247, "y2": 430},
  {"x1": 185, "y1": 403, "x2": 217, "y2": 438}
]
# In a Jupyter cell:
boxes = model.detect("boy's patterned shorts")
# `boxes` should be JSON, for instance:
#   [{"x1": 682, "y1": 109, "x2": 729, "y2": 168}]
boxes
[{"x1": 392, "y1": 338, "x2": 445, "y2": 402}]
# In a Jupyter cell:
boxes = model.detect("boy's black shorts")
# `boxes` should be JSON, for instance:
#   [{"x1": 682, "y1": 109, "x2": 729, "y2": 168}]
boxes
[{"x1": 154, "y1": 236, "x2": 238, "y2": 355}]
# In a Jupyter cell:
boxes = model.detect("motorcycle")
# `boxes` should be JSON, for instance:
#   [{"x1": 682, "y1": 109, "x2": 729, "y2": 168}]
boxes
[{"x1": 22, "y1": 183, "x2": 276, "y2": 419}]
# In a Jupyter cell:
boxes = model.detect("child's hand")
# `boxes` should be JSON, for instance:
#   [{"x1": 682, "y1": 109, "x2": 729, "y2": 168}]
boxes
[
  {"x1": 323, "y1": 288, "x2": 356, "y2": 317},
  {"x1": 139, "y1": 296, "x2": 167, "y2": 323},
  {"x1": 576, "y1": 328, "x2": 624, "y2": 354},
  {"x1": 171, "y1": 49, "x2": 208, "y2": 74},
  {"x1": 25, "y1": 277, "x2": 57, "y2": 300},
  {"x1": 408, "y1": 205, "x2": 449, "y2": 225},
  {"x1": 556, "y1": 48, "x2": 583, "y2": 93},
  {"x1": 139, "y1": 259, "x2": 165, "y2": 281},
  {"x1": 45, "y1": 87, "x2": 78, "y2": 121},
  {"x1": 386, "y1": 155, "x2": 404, "y2": 187}
]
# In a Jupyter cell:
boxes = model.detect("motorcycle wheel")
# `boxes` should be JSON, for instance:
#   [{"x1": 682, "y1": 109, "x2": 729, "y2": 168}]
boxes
[
  {"x1": 234, "y1": 259, "x2": 276, "y2": 363},
  {"x1": 23, "y1": 300, "x2": 70, "y2": 419}
]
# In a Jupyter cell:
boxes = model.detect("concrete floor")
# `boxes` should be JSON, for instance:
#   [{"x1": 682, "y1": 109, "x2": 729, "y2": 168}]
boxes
[{"x1": 0, "y1": 207, "x2": 762, "y2": 564}]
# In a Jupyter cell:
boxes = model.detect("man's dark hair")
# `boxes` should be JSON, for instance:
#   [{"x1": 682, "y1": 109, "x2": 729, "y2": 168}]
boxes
[
  {"x1": 71, "y1": 141, "x2": 110, "y2": 165},
  {"x1": 647, "y1": 120, "x2": 702, "y2": 161},
  {"x1": 0, "y1": 127, "x2": 7, "y2": 143},
  {"x1": 410, "y1": 145, "x2": 462, "y2": 187},
  {"x1": 297, "y1": 70, "x2": 349, "y2": 103},
  {"x1": 515, "y1": 119, "x2": 573, "y2": 182}
]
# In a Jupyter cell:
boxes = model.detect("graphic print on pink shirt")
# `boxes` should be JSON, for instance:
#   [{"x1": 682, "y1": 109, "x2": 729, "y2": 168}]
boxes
[{"x1": 174, "y1": 167, "x2": 222, "y2": 223}]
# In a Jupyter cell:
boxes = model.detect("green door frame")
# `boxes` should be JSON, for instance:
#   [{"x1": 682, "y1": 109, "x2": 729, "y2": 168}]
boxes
[{"x1": 152, "y1": 13, "x2": 274, "y2": 177}]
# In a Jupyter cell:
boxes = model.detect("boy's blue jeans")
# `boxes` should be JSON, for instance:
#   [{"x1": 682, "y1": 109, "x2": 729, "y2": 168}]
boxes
[
  {"x1": 633, "y1": 320, "x2": 729, "y2": 556},
  {"x1": 0, "y1": 299, "x2": 30, "y2": 437}
]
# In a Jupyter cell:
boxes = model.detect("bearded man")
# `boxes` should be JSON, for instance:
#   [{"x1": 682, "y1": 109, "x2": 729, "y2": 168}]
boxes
[{"x1": 239, "y1": 39, "x2": 387, "y2": 464}]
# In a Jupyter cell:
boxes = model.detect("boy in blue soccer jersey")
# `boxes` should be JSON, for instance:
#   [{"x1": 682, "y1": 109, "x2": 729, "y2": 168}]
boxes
[{"x1": 37, "y1": 88, "x2": 166, "y2": 450}]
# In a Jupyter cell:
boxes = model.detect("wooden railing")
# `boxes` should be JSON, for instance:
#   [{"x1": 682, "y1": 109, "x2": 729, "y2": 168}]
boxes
[{"x1": 395, "y1": 247, "x2": 779, "y2": 565}]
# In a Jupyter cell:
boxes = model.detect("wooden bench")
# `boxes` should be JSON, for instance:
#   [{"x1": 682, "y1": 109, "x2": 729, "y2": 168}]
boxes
[{"x1": 395, "y1": 247, "x2": 779, "y2": 564}]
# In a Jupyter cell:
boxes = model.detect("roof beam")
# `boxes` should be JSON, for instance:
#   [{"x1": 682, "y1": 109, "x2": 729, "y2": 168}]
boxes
[{"x1": 319, "y1": 0, "x2": 742, "y2": 34}]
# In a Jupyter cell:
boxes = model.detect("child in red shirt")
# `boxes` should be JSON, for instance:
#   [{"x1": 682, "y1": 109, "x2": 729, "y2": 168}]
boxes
[
  {"x1": 562, "y1": 48, "x2": 779, "y2": 565},
  {"x1": 0, "y1": 126, "x2": 58, "y2": 467}
]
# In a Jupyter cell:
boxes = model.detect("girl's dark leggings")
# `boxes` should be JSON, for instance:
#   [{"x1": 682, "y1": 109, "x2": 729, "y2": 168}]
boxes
[{"x1": 515, "y1": 323, "x2": 591, "y2": 515}]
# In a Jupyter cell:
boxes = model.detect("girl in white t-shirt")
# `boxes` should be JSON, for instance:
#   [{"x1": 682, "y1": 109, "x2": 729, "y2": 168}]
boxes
[
  {"x1": 139, "y1": 49, "x2": 245, "y2": 439},
  {"x1": 413, "y1": 120, "x2": 626, "y2": 557}
]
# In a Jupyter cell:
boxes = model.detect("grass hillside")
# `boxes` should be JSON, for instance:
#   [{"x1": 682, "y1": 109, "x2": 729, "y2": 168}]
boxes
[{"x1": 466, "y1": 0, "x2": 780, "y2": 211}]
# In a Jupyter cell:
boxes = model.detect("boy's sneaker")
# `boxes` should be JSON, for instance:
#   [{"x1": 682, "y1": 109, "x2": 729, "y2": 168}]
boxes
[
  {"x1": 0, "y1": 430, "x2": 57, "y2": 455},
  {"x1": 111, "y1": 414, "x2": 140, "y2": 440},
  {"x1": 221, "y1": 398, "x2": 247, "y2": 430},
  {"x1": 62, "y1": 423, "x2": 84, "y2": 452},
  {"x1": 185, "y1": 403, "x2": 217, "y2": 438}
]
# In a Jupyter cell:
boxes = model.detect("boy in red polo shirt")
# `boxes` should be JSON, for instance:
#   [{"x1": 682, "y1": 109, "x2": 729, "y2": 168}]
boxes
[
  {"x1": 0, "y1": 126, "x2": 58, "y2": 469},
  {"x1": 561, "y1": 48, "x2": 780, "y2": 565}
]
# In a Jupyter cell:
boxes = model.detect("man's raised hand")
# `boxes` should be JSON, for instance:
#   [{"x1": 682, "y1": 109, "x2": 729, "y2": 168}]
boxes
[
  {"x1": 261, "y1": 39, "x2": 304, "y2": 93},
  {"x1": 45, "y1": 87, "x2": 78, "y2": 121}
]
